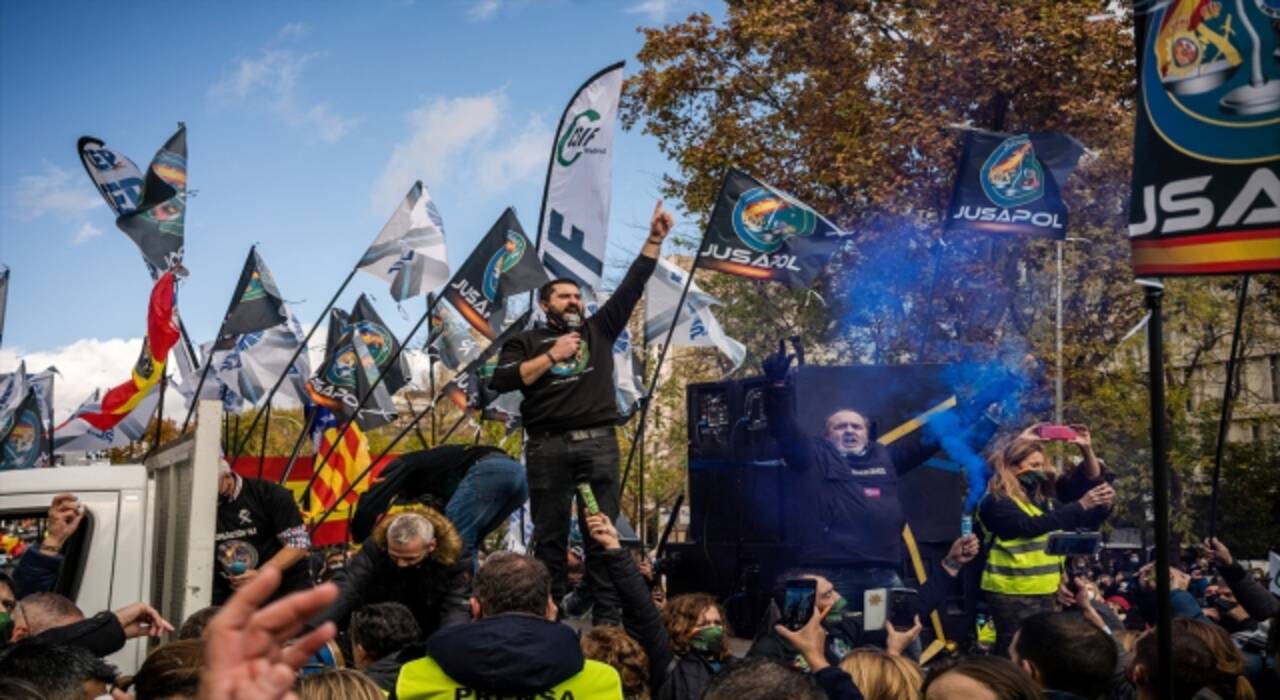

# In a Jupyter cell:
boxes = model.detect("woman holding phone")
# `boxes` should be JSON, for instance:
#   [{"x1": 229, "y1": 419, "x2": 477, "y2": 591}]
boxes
[{"x1": 977, "y1": 424, "x2": 1115, "y2": 654}]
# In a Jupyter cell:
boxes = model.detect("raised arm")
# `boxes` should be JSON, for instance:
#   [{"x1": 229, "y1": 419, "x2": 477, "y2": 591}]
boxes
[
  {"x1": 594, "y1": 201, "x2": 670, "y2": 339},
  {"x1": 762, "y1": 342, "x2": 814, "y2": 469}
]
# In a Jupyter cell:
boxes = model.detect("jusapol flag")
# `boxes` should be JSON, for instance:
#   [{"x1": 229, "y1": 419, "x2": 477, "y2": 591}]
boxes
[
  {"x1": 442, "y1": 209, "x2": 550, "y2": 339},
  {"x1": 646, "y1": 257, "x2": 746, "y2": 371},
  {"x1": 359, "y1": 181, "x2": 450, "y2": 302},
  {"x1": 0, "y1": 361, "x2": 28, "y2": 445},
  {"x1": 430, "y1": 303, "x2": 485, "y2": 372},
  {"x1": 0, "y1": 388, "x2": 46, "y2": 470},
  {"x1": 219, "y1": 248, "x2": 289, "y2": 345},
  {"x1": 306, "y1": 296, "x2": 405, "y2": 429},
  {"x1": 698, "y1": 168, "x2": 845, "y2": 288},
  {"x1": 115, "y1": 124, "x2": 188, "y2": 273}
]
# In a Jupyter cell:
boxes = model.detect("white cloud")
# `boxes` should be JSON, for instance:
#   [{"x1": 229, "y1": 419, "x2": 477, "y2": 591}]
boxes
[
  {"x1": 11, "y1": 162, "x2": 102, "y2": 221},
  {"x1": 372, "y1": 93, "x2": 553, "y2": 213},
  {"x1": 72, "y1": 221, "x2": 103, "y2": 245},
  {"x1": 468, "y1": 0, "x2": 501, "y2": 21},
  {"x1": 277, "y1": 22, "x2": 309, "y2": 40},
  {"x1": 625, "y1": 0, "x2": 676, "y2": 22},
  {"x1": 210, "y1": 49, "x2": 357, "y2": 143},
  {"x1": 1, "y1": 338, "x2": 147, "y2": 422}
]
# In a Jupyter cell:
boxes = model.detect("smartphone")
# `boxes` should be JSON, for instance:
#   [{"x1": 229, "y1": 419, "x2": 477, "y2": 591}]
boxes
[
  {"x1": 1046, "y1": 531, "x2": 1102, "y2": 556},
  {"x1": 960, "y1": 515, "x2": 973, "y2": 537},
  {"x1": 780, "y1": 578, "x2": 817, "y2": 631},
  {"x1": 1038, "y1": 424, "x2": 1079, "y2": 441},
  {"x1": 576, "y1": 482, "x2": 601, "y2": 515},
  {"x1": 863, "y1": 587, "x2": 888, "y2": 632},
  {"x1": 888, "y1": 588, "x2": 919, "y2": 631}
]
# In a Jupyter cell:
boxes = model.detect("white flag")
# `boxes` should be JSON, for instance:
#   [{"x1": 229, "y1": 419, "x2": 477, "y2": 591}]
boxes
[
  {"x1": 359, "y1": 181, "x2": 450, "y2": 302},
  {"x1": 585, "y1": 292, "x2": 645, "y2": 416},
  {"x1": 55, "y1": 386, "x2": 160, "y2": 452},
  {"x1": 1270, "y1": 551, "x2": 1280, "y2": 597},
  {"x1": 645, "y1": 257, "x2": 746, "y2": 371},
  {"x1": 536, "y1": 62, "x2": 625, "y2": 293}
]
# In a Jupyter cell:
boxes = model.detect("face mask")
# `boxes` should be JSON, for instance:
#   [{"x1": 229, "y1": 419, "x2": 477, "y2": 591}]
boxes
[
  {"x1": 823, "y1": 597, "x2": 848, "y2": 623},
  {"x1": 547, "y1": 307, "x2": 583, "y2": 332},
  {"x1": 1017, "y1": 470, "x2": 1048, "y2": 490},
  {"x1": 689, "y1": 625, "x2": 724, "y2": 655}
]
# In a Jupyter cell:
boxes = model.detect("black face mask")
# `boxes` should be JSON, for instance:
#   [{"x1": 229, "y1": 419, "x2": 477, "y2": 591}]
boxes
[{"x1": 546, "y1": 306, "x2": 583, "y2": 333}]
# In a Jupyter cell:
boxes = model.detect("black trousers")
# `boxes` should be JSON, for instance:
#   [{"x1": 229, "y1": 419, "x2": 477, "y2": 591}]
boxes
[{"x1": 525, "y1": 430, "x2": 621, "y2": 625}]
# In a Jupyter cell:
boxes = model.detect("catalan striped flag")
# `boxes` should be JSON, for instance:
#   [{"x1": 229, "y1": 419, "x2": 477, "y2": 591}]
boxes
[{"x1": 306, "y1": 407, "x2": 372, "y2": 523}]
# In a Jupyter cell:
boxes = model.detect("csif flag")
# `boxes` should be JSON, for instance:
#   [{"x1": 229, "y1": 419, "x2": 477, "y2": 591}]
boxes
[
  {"x1": 80, "y1": 273, "x2": 180, "y2": 431},
  {"x1": 699, "y1": 168, "x2": 845, "y2": 287},
  {"x1": 944, "y1": 129, "x2": 1084, "y2": 239},
  {"x1": 115, "y1": 124, "x2": 188, "y2": 273},
  {"x1": 1128, "y1": 2, "x2": 1280, "y2": 276},
  {"x1": 443, "y1": 208, "x2": 550, "y2": 339},
  {"x1": 217, "y1": 247, "x2": 289, "y2": 347},
  {"x1": 359, "y1": 181, "x2": 450, "y2": 302},
  {"x1": 536, "y1": 61, "x2": 625, "y2": 292},
  {"x1": 646, "y1": 257, "x2": 746, "y2": 371}
]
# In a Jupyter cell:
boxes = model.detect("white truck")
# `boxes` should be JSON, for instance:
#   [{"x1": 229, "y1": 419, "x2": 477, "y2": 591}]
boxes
[{"x1": 1, "y1": 402, "x2": 222, "y2": 673}]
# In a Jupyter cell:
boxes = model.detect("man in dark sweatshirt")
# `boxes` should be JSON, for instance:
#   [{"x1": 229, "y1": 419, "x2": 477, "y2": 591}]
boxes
[{"x1": 490, "y1": 199, "x2": 673, "y2": 625}]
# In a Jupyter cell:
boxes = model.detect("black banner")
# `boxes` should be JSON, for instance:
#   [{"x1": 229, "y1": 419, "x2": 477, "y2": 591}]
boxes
[
  {"x1": 1128, "y1": 1, "x2": 1280, "y2": 277},
  {"x1": 698, "y1": 168, "x2": 844, "y2": 287},
  {"x1": 116, "y1": 125, "x2": 187, "y2": 273},
  {"x1": 943, "y1": 130, "x2": 1083, "y2": 239},
  {"x1": 443, "y1": 208, "x2": 550, "y2": 339},
  {"x1": 219, "y1": 247, "x2": 288, "y2": 344}
]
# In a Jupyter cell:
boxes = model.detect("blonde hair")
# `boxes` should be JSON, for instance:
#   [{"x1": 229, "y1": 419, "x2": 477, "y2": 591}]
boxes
[
  {"x1": 985, "y1": 436, "x2": 1052, "y2": 502},
  {"x1": 1174, "y1": 618, "x2": 1257, "y2": 700},
  {"x1": 296, "y1": 669, "x2": 383, "y2": 700},
  {"x1": 839, "y1": 649, "x2": 923, "y2": 700}
]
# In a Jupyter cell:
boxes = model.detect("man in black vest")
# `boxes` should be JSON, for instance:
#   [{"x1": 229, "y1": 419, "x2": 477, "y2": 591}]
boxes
[{"x1": 490, "y1": 200, "x2": 673, "y2": 625}]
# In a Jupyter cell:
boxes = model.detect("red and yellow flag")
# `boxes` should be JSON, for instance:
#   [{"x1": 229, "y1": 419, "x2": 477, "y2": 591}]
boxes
[
  {"x1": 305, "y1": 408, "x2": 372, "y2": 524},
  {"x1": 81, "y1": 272, "x2": 179, "y2": 430}
]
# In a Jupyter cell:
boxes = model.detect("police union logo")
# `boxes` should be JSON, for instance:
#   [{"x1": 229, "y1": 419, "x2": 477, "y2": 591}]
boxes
[
  {"x1": 556, "y1": 109, "x2": 604, "y2": 167},
  {"x1": 730, "y1": 187, "x2": 818, "y2": 253},
  {"x1": 1143, "y1": 0, "x2": 1280, "y2": 163},
  {"x1": 325, "y1": 321, "x2": 394, "y2": 388},
  {"x1": 549, "y1": 341, "x2": 590, "y2": 377},
  {"x1": 980, "y1": 135, "x2": 1045, "y2": 208},
  {"x1": 0, "y1": 407, "x2": 41, "y2": 470},
  {"x1": 482, "y1": 231, "x2": 527, "y2": 302}
]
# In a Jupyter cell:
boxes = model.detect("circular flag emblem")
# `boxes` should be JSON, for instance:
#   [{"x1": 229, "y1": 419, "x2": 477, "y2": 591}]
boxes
[
  {"x1": 731, "y1": 187, "x2": 818, "y2": 253},
  {"x1": 980, "y1": 135, "x2": 1045, "y2": 207}
]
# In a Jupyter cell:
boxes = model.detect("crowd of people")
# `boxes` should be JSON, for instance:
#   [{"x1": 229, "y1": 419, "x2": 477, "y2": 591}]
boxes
[{"x1": 0, "y1": 205, "x2": 1277, "y2": 698}]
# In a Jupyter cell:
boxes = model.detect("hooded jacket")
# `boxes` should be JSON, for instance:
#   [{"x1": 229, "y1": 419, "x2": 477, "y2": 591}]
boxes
[
  {"x1": 319, "y1": 505, "x2": 472, "y2": 637},
  {"x1": 396, "y1": 613, "x2": 623, "y2": 699}
]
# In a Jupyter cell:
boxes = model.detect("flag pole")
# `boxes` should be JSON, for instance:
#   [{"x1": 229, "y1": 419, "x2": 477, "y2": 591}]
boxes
[
  {"x1": 404, "y1": 394, "x2": 431, "y2": 449},
  {"x1": 278, "y1": 409, "x2": 317, "y2": 485},
  {"x1": 427, "y1": 293, "x2": 439, "y2": 447},
  {"x1": 231, "y1": 266, "x2": 360, "y2": 458},
  {"x1": 256, "y1": 403, "x2": 272, "y2": 479},
  {"x1": 296, "y1": 294, "x2": 440, "y2": 501},
  {"x1": 1143, "y1": 281, "x2": 1173, "y2": 700},
  {"x1": 619, "y1": 189, "x2": 722, "y2": 502},
  {"x1": 1208, "y1": 274, "x2": 1250, "y2": 540}
]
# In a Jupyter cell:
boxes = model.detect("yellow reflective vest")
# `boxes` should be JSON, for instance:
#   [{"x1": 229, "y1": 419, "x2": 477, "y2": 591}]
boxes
[
  {"x1": 979, "y1": 497, "x2": 1065, "y2": 596},
  {"x1": 395, "y1": 656, "x2": 624, "y2": 700}
]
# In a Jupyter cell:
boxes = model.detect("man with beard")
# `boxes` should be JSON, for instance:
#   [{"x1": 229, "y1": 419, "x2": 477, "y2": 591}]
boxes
[
  {"x1": 316, "y1": 506, "x2": 471, "y2": 639},
  {"x1": 490, "y1": 200, "x2": 674, "y2": 625}
]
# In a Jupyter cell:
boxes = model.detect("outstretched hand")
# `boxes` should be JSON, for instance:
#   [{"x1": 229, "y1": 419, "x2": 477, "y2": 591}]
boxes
[
  {"x1": 198, "y1": 567, "x2": 338, "y2": 700},
  {"x1": 762, "y1": 339, "x2": 795, "y2": 385},
  {"x1": 586, "y1": 513, "x2": 622, "y2": 551}
]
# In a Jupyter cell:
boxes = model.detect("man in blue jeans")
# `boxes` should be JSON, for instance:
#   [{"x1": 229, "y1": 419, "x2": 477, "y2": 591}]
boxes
[{"x1": 350, "y1": 445, "x2": 527, "y2": 558}]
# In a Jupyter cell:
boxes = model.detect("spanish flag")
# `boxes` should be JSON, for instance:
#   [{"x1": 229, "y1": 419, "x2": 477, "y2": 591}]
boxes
[
  {"x1": 1131, "y1": 228, "x2": 1280, "y2": 277},
  {"x1": 80, "y1": 272, "x2": 179, "y2": 430}
]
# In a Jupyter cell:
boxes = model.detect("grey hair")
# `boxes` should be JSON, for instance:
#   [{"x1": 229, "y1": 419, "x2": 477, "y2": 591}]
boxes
[{"x1": 387, "y1": 512, "x2": 434, "y2": 546}]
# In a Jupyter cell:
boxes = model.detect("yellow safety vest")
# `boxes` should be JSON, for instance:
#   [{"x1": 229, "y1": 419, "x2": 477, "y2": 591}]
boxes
[
  {"x1": 980, "y1": 497, "x2": 1064, "y2": 596},
  {"x1": 395, "y1": 656, "x2": 624, "y2": 700}
]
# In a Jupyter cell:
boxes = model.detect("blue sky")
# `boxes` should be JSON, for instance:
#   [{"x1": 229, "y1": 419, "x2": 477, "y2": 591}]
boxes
[{"x1": 0, "y1": 0, "x2": 718, "y2": 415}]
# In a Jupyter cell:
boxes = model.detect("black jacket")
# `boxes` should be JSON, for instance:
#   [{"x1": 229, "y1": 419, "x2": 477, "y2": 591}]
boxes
[
  {"x1": 600, "y1": 548, "x2": 673, "y2": 691},
  {"x1": 657, "y1": 654, "x2": 728, "y2": 700},
  {"x1": 490, "y1": 255, "x2": 655, "y2": 433},
  {"x1": 765, "y1": 384, "x2": 997, "y2": 566},
  {"x1": 977, "y1": 467, "x2": 1111, "y2": 541},
  {"x1": 319, "y1": 506, "x2": 471, "y2": 638},
  {"x1": 25, "y1": 611, "x2": 125, "y2": 658},
  {"x1": 424, "y1": 614, "x2": 587, "y2": 695},
  {"x1": 1218, "y1": 560, "x2": 1280, "y2": 623},
  {"x1": 350, "y1": 445, "x2": 507, "y2": 541}
]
